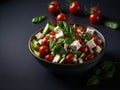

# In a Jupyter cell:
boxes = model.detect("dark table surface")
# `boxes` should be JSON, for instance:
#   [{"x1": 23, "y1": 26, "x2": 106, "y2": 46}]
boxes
[{"x1": 1, "y1": 0, "x2": 120, "y2": 89}]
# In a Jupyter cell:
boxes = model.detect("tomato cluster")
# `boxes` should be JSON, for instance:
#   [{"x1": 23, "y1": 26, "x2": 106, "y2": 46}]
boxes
[
  {"x1": 48, "y1": 0, "x2": 81, "y2": 22},
  {"x1": 48, "y1": 0, "x2": 102, "y2": 24},
  {"x1": 89, "y1": 6, "x2": 101, "y2": 24}
]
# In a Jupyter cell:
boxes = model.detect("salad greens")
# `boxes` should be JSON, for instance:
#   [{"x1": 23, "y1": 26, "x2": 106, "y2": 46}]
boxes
[
  {"x1": 57, "y1": 21, "x2": 76, "y2": 44},
  {"x1": 86, "y1": 60, "x2": 116, "y2": 86}
]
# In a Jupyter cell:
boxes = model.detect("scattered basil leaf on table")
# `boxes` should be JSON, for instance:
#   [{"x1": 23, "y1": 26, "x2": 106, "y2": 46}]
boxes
[
  {"x1": 86, "y1": 60, "x2": 116, "y2": 86},
  {"x1": 32, "y1": 16, "x2": 47, "y2": 24},
  {"x1": 104, "y1": 21, "x2": 119, "y2": 29}
]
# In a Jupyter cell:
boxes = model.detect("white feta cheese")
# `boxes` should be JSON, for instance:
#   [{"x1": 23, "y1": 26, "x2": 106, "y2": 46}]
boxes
[
  {"x1": 38, "y1": 39, "x2": 42, "y2": 45},
  {"x1": 78, "y1": 58, "x2": 83, "y2": 64},
  {"x1": 64, "y1": 43, "x2": 69, "y2": 52},
  {"x1": 86, "y1": 39, "x2": 96, "y2": 49},
  {"x1": 55, "y1": 31, "x2": 64, "y2": 39},
  {"x1": 95, "y1": 46, "x2": 102, "y2": 53},
  {"x1": 86, "y1": 27, "x2": 95, "y2": 35},
  {"x1": 52, "y1": 54, "x2": 61, "y2": 63},
  {"x1": 70, "y1": 40, "x2": 82, "y2": 50},
  {"x1": 54, "y1": 26, "x2": 64, "y2": 39},
  {"x1": 35, "y1": 32, "x2": 44, "y2": 40}
]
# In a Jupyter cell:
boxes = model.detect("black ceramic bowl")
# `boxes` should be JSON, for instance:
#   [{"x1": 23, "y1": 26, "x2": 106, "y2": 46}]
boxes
[{"x1": 28, "y1": 24, "x2": 106, "y2": 74}]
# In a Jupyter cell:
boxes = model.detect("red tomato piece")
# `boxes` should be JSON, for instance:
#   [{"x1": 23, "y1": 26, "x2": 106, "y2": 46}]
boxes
[
  {"x1": 44, "y1": 54, "x2": 53, "y2": 62},
  {"x1": 89, "y1": 6, "x2": 101, "y2": 15},
  {"x1": 39, "y1": 46, "x2": 49, "y2": 58},
  {"x1": 85, "y1": 53, "x2": 95, "y2": 61},
  {"x1": 69, "y1": 1, "x2": 81, "y2": 15},
  {"x1": 89, "y1": 14, "x2": 101, "y2": 24},
  {"x1": 80, "y1": 45, "x2": 89, "y2": 55},
  {"x1": 56, "y1": 13, "x2": 67, "y2": 22},
  {"x1": 65, "y1": 54, "x2": 74, "y2": 64},
  {"x1": 41, "y1": 36, "x2": 50, "y2": 46},
  {"x1": 48, "y1": 1, "x2": 61, "y2": 15}
]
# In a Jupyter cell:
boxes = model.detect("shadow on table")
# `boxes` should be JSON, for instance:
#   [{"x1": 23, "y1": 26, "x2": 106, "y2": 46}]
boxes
[{"x1": 51, "y1": 53, "x2": 120, "y2": 90}]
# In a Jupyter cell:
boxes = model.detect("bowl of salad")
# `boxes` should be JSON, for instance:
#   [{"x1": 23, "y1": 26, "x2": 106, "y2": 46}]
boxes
[{"x1": 28, "y1": 21, "x2": 106, "y2": 74}]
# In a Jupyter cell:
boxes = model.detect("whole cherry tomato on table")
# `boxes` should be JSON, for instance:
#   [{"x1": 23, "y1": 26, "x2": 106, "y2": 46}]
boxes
[
  {"x1": 48, "y1": 0, "x2": 61, "y2": 15},
  {"x1": 89, "y1": 14, "x2": 100, "y2": 24},
  {"x1": 89, "y1": 6, "x2": 101, "y2": 15},
  {"x1": 56, "y1": 13, "x2": 67, "y2": 22},
  {"x1": 69, "y1": 1, "x2": 81, "y2": 15}
]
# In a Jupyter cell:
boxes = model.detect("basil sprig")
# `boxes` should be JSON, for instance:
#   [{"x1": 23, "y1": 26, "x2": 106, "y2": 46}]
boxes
[
  {"x1": 57, "y1": 21, "x2": 76, "y2": 44},
  {"x1": 49, "y1": 38, "x2": 66, "y2": 55}
]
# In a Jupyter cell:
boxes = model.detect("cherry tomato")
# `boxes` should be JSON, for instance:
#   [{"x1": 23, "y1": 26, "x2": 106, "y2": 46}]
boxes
[
  {"x1": 44, "y1": 54, "x2": 53, "y2": 62},
  {"x1": 92, "y1": 34, "x2": 99, "y2": 42},
  {"x1": 85, "y1": 53, "x2": 95, "y2": 61},
  {"x1": 89, "y1": 14, "x2": 100, "y2": 24},
  {"x1": 41, "y1": 36, "x2": 50, "y2": 46},
  {"x1": 49, "y1": 31, "x2": 56, "y2": 35},
  {"x1": 39, "y1": 46, "x2": 49, "y2": 58},
  {"x1": 48, "y1": 1, "x2": 61, "y2": 15},
  {"x1": 80, "y1": 45, "x2": 89, "y2": 54},
  {"x1": 89, "y1": 6, "x2": 101, "y2": 15},
  {"x1": 95, "y1": 41, "x2": 103, "y2": 48},
  {"x1": 56, "y1": 13, "x2": 67, "y2": 22},
  {"x1": 65, "y1": 54, "x2": 74, "y2": 64},
  {"x1": 75, "y1": 26, "x2": 85, "y2": 33},
  {"x1": 69, "y1": 1, "x2": 81, "y2": 14}
]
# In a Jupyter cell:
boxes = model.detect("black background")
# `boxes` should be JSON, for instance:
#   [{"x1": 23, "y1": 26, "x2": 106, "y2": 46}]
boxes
[{"x1": 0, "y1": 0, "x2": 120, "y2": 89}]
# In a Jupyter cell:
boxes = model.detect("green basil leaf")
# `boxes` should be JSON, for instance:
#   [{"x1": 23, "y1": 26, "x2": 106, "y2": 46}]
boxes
[
  {"x1": 87, "y1": 75, "x2": 100, "y2": 86},
  {"x1": 32, "y1": 15, "x2": 47, "y2": 24},
  {"x1": 104, "y1": 21, "x2": 119, "y2": 29}
]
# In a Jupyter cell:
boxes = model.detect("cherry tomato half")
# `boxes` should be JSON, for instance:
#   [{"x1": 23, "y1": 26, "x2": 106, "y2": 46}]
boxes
[
  {"x1": 56, "y1": 13, "x2": 67, "y2": 22},
  {"x1": 41, "y1": 36, "x2": 50, "y2": 46},
  {"x1": 69, "y1": 1, "x2": 81, "y2": 14},
  {"x1": 80, "y1": 45, "x2": 89, "y2": 55},
  {"x1": 89, "y1": 6, "x2": 101, "y2": 15},
  {"x1": 89, "y1": 14, "x2": 100, "y2": 24},
  {"x1": 85, "y1": 53, "x2": 95, "y2": 61},
  {"x1": 92, "y1": 34, "x2": 99, "y2": 42},
  {"x1": 65, "y1": 54, "x2": 74, "y2": 64},
  {"x1": 44, "y1": 54, "x2": 53, "y2": 62},
  {"x1": 39, "y1": 46, "x2": 49, "y2": 58},
  {"x1": 48, "y1": 1, "x2": 61, "y2": 15}
]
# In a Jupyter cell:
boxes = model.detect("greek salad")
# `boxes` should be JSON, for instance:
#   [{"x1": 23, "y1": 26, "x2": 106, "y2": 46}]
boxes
[{"x1": 30, "y1": 21, "x2": 103, "y2": 64}]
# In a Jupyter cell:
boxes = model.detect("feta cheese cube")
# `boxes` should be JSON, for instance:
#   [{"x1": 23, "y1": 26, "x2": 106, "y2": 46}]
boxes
[
  {"x1": 35, "y1": 32, "x2": 44, "y2": 40},
  {"x1": 64, "y1": 43, "x2": 69, "y2": 52},
  {"x1": 54, "y1": 26, "x2": 64, "y2": 39},
  {"x1": 52, "y1": 54, "x2": 61, "y2": 63},
  {"x1": 78, "y1": 58, "x2": 83, "y2": 64},
  {"x1": 38, "y1": 39, "x2": 42, "y2": 45},
  {"x1": 55, "y1": 31, "x2": 64, "y2": 39},
  {"x1": 86, "y1": 27, "x2": 95, "y2": 35},
  {"x1": 95, "y1": 46, "x2": 102, "y2": 53},
  {"x1": 70, "y1": 40, "x2": 82, "y2": 50},
  {"x1": 86, "y1": 39, "x2": 96, "y2": 49}
]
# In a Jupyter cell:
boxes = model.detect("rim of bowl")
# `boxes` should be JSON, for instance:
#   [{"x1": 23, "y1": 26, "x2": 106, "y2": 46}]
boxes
[{"x1": 28, "y1": 24, "x2": 106, "y2": 66}]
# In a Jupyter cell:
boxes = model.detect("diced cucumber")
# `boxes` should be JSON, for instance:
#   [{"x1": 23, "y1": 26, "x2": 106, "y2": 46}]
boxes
[
  {"x1": 104, "y1": 21, "x2": 119, "y2": 29},
  {"x1": 42, "y1": 22, "x2": 55, "y2": 35},
  {"x1": 33, "y1": 49, "x2": 40, "y2": 57},
  {"x1": 32, "y1": 39, "x2": 39, "y2": 50},
  {"x1": 59, "y1": 57, "x2": 65, "y2": 64},
  {"x1": 71, "y1": 51, "x2": 81, "y2": 56},
  {"x1": 80, "y1": 53, "x2": 86, "y2": 59}
]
